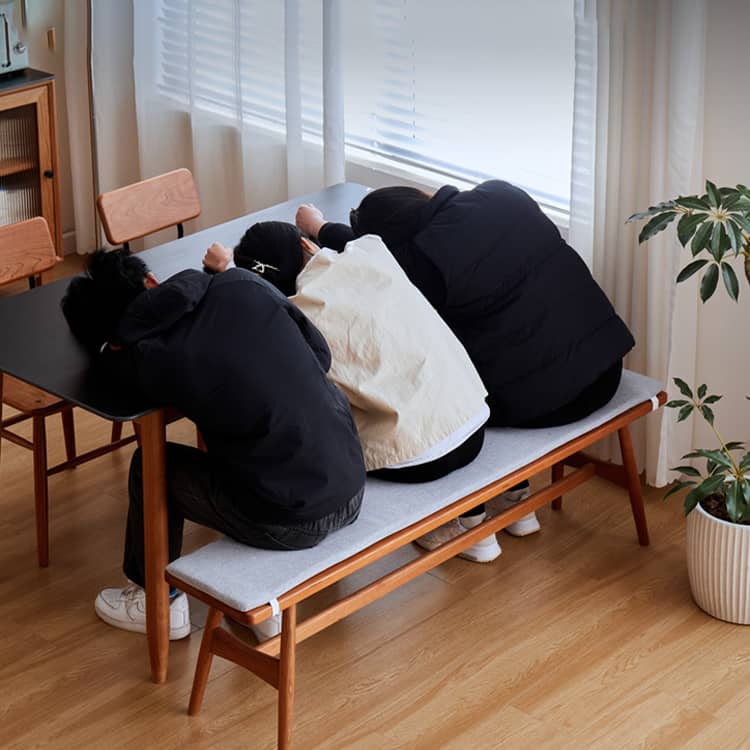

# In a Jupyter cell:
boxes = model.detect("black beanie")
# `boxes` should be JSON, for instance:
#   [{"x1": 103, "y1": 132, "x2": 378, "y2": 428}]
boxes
[
  {"x1": 351, "y1": 186, "x2": 430, "y2": 249},
  {"x1": 234, "y1": 221, "x2": 303, "y2": 296}
]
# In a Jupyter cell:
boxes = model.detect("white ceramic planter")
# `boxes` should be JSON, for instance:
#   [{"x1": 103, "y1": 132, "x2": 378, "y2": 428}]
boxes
[{"x1": 686, "y1": 502, "x2": 750, "y2": 624}]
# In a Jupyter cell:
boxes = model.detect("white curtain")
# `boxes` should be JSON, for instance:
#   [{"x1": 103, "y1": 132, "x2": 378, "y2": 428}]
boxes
[
  {"x1": 570, "y1": 0, "x2": 707, "y2": 485},
  {"x1": 131, "y1": 0, "x2": 345, "y2": 242},
  {"x1": 63, "y1": 0, "x2": 98, "y2": 253}
]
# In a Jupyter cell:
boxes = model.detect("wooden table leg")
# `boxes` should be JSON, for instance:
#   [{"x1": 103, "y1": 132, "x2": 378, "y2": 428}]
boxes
[{"x1": 137, "y1": 409, "x2": 170, "y2": 683}]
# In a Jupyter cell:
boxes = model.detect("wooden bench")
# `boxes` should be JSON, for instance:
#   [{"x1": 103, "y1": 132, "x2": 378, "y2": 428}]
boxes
[{"x1": 166, "y1": 370, "x2": 666, "y2": 749}]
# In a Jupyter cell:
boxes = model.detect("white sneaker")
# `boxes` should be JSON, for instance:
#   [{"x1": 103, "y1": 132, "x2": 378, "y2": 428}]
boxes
[
  {"x1": 486, "y1": 487, "x2": 541, "y2": 537},
  {"x1": 414, "y1": 514, "x2": 501, "y2": 563},
  {"x1": 94, "y1": 583, "x2": 192, "y2": 640},
  {"x1": 249, "y1": 613, "x2": 282, "y2": 642}
]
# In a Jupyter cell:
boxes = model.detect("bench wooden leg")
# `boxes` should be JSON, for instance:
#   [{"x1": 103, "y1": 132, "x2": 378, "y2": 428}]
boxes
[
  {"x1": 618, "y1": 425, "x2": 649, "y2": 546},
  {"x1": 33, "y1": 415, "x2": 50, "y2": 567},
  {"x1": 111, "y1": 421, "x2": 123, "y2": 443},
  {"x1": 189, "y1": 608, "x2": 223, "y2": 716},
  {"x1": 551, "y1": 462, "x2": 564, "y2": 510},
  {"x1": 61, "y1": 406, "x2": 76, "y2": 462},
  {"x1": 278, "y1": 605, "x2": 297, "y2": 750}
]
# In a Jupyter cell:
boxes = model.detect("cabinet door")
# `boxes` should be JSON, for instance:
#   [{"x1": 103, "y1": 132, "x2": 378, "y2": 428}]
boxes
[{"x1": 0, "y1": 84, "x2": 58, "y2": 251}]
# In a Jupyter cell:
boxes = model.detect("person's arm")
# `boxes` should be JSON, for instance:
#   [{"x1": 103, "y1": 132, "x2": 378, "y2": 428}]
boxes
[
  {"x1": 202, "y1": 242, "x2": 235, "y2": 273},
  {"x1": 317, "y1": 222, "x2": 355, "y2": 251},
  {"x1": 283, "y1": 297, "x2": 332, "y2": 371},
  {"x1": 296, "y1": 203, "x2": 355, "y2": 251}
]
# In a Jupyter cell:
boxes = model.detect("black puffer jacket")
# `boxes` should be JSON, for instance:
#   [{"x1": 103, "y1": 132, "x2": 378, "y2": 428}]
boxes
[
  {"x1": 319, "y1": 180, "x2": 634, "y2": 425},
  {"x1": 117, "y1": 268, "x2": 365, "y2": 523}
]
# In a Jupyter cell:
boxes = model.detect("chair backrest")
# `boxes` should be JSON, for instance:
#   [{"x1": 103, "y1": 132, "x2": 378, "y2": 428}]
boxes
[
  {"x1": 96, "y1": 168, "x2": 201, "y2": 246},
  {"x1": 0, "y1": 217, "x2": 58, "y2": 286}
]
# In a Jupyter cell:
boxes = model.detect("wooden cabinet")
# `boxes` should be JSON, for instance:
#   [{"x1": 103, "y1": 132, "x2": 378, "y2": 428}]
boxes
[{"x1": 0, "y1": 69, "x2": 61, "y2": 255}]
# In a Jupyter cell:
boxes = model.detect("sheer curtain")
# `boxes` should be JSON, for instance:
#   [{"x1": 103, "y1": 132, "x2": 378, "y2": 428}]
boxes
[
  {"x1": 131, "y1": 0, "x2": 344, "y2": 239},
  {"x1": 570, "y1": 0, "x2": 707, "y2": 485}
]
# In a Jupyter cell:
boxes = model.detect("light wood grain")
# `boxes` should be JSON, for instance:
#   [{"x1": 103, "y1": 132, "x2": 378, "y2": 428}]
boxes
[
  {"x1": 97, "y1": 168, "x2": 201, "y2": 245},
  {"x1": 0, "y1": 216, "x2": 57, "y2": 284},
  {"x1": 0, "y1": 256, "x2": 746, "y2": 750}
]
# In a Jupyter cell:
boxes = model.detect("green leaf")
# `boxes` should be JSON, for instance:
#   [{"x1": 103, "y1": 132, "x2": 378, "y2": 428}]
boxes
[
  {"x1": 673, "y1": 378, "x2": 693, "y2": 398},
  {"x1": 638, "y1": 212, "x2": 677, "y2": 243},
  {"x1": 710, "y1": 222, "x2": 725, "y2": 261},
  {"x1": 691, "y1": 449, "x2": 733, "y2": 468},
  {"x1": 697, "y1": 384, "x2": 707, "y2": 399},
  {"x1": 700, "y1": 263, "x2": 720, "y2": 302},
  {"x1": 678, "y1": 404, "x2": 694, "y2": 421},
  {"x1": 664, "y1": 481, "x2": 696, "y2": 500},
  {"x1": 732, "y1": 213, "x2": 750, "y2": 235},
  {"x1": 670, "y1": 465, "x2": 702, "y2": 477},
  {"x1": 666, "y1": 399, "x2": 689, "y2": 408},
  {"x1": 725, "y1": 219, "x2": 744, "y2": 254},
  {"x1": 725, "y1": 481, "x2": 741, "y2": 522},
  {"x1": 706, "y1": 180, "x2": 721, "y2": 207},
  {"x1": 690, "y1": 220, "x2": 713, "y2": 256},
  {"x1": 739, "y1": 453, "x2": 750, "y2": 472},
  {"x1": 722, "y1": 190, "x2": 744, "y2": 210},
  {"x1": 700, "y1": 405, "x2": 715, "y2": 424},
  {"x1": 676, "y1": 258, "x2": 709, "y2": 283},
  {"x1": 626, "y1": 201, "x2": 678, "y2": 223},
  {"x1": 724, "y1": 441, "x2": 744, "y2": 450},
  {"x1": 703, "y1": 394, "x2": 722, "y2": 404},
  {"x1": 741, "y1": 479, "x2": 750, "y2": 514},
  {"x1": 676, "y1": 213, "x2": 707, "y2": 246},
  {"x1": 684, "y1": 474, "x2": 727, "y2": 516},
  {"x1": 721, "y1": 262, "x2": 740, "y2": 301},
  {"x1": 674, "y1": 196, "x2": 711, "y2": 211}
]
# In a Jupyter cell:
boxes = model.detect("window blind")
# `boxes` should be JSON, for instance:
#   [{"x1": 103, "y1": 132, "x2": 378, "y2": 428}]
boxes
[{"x1": 155, "y1": 0, "x2": 575, "y2": 210}]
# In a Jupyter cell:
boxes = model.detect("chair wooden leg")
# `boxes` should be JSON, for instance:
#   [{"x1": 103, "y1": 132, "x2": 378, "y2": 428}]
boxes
[
  {"x1": 111, "y1": 421, "x2": 123, "y2": 442},
  {"x1": 61, "y1": 406, "x2": 76, "y2": 462},
  {"x1": 551, "y1": 462, "x2": 564, "y2": 510},
  {"x1": 32, "y1": 414, "x2": 50, "y2": 567},
  {"x1": 278, "y1": 605, "x2": 297, "y2": 750},
  {"x1": 133, "y1": 421, "x2": 142, "y2": 448},
  {"x1": 189, "y1": 608, "x2": 223, "y2": 716},
  {"x1": 618, "y1": 425, "x2": 650, "y2": 546}
]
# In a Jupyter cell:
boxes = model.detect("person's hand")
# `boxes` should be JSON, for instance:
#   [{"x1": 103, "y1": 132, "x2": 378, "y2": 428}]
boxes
[
  {"x1": 296, "y1": 203, "x2": 326, "y2": 239},
  {"x1": 202, "y1": 242, "x2": 233, "y2": 273}
]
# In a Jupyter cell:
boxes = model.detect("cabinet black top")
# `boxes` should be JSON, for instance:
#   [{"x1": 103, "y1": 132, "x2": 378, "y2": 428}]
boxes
[{"x1": 0, "y1": 68, "x2": 54, "y2": 93}]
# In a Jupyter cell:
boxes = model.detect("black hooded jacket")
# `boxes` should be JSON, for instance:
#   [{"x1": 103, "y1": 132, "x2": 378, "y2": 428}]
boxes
[
  {"x1": 117, "y1": 267, "x2": 365, "y2": 523},
  {"x1": 319, "y1": 180, "x2": 635, "y2": 425}
]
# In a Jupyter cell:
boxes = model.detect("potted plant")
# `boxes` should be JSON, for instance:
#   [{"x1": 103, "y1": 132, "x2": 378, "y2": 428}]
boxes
[{"x1": 628, "y1": 181, "x2": 750, "y2": 624}]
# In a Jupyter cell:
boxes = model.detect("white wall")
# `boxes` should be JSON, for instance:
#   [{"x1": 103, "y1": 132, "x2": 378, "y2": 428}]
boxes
[{"x1": 688, "y1": 0, "x2": 750, "y2": 452}]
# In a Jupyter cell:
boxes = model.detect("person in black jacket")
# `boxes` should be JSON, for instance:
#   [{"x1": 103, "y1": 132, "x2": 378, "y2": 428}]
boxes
[
  {"x1": 297, "y1": 181, "x2": 634, "y2": 550},
  {"x1": 61, "y1": 249, "x2": 366, "y2": 640}
]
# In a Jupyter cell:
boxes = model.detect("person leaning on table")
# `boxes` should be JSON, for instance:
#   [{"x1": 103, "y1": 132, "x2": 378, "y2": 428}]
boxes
[
  {"x1": 61, "y1": 248, "x2": 366, "y2": 641},
  {"x1": 203, "y1": 221, "x2": 503, "y2": 564},
  {"x1": 296, "y1": 180, "x2": 636, "y2": 551}
]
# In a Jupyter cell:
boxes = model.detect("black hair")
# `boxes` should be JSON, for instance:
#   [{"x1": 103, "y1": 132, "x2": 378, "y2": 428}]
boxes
[
  {"x1": 61, "y1": 248, "x2": 149, "y2": 353},
  {"x1": 234, "y1": 221, "x2": 303, "y2": 296},
  {"x1": 351, "y1": 186, "x2": 431, "y2": 248}
]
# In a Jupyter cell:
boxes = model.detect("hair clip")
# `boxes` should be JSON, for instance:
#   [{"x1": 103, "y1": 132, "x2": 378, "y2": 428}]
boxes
[{"x1": 251, "y1": 260, "x2": 280, "y2": 275}]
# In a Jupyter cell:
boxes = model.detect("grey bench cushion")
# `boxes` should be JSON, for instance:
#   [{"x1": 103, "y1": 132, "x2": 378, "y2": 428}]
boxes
[{"x1": 167, "y1": 370, "x2": 662, "y2": 612}]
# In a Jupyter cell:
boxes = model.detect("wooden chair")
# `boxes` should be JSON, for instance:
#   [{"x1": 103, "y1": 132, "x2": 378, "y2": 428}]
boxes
[
  {"x1": 96, "y1": 168, "x2": 203, "y2": 446},
  {"x1": 96, "y1": 167, "x2": 201, "y2": 251},
  {"x1": 0, "y1": 218, "x2": 137, "y2": 567}
]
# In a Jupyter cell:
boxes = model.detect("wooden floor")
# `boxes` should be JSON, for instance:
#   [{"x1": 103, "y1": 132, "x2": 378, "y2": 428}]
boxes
[{"x1": 2, "y1": 258, "x2": 749, "y2": 749}]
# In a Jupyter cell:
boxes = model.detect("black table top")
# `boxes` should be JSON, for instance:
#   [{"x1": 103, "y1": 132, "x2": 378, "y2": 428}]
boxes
[{"x1": 0, "y1": 182, "x2": 369, "y2": 421}]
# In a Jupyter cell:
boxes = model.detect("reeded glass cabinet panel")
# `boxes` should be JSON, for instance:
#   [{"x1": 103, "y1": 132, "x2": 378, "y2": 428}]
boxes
[{"x1": 0, "y1": 70, "x2": 60, "y2": 253}]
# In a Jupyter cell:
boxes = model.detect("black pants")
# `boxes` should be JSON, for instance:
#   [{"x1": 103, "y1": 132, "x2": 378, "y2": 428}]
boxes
[
  {"x1": 123, "y1": 443, "x2": 364, "y2": 588},
  {"x1": 464, "y1": 360, "x2": 623, "y2": 517},
  {"x1": 370, "y1": 427, "x2": 485, "y2": 483}
]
